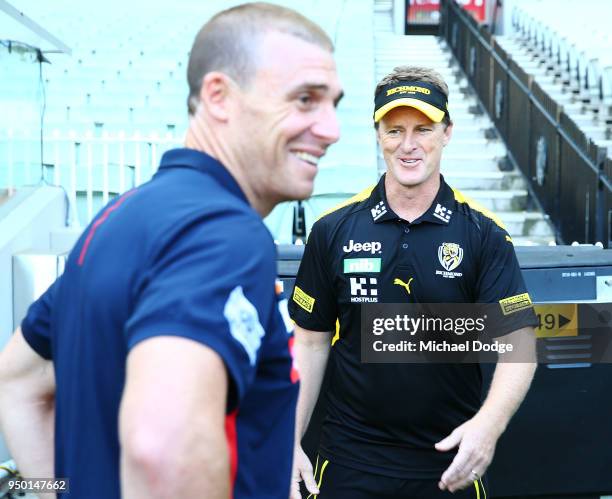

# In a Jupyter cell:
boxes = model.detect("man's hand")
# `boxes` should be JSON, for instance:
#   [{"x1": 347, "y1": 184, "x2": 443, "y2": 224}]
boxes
[
  {"x1": 290, "y1": 326, "x2": 331, "y2": 498},
  {"x1": 435, "y1": 339, "x2": 537, "y2": 494},
  {"x1": 0, "y1": 328, "x2": 55, "y2": 480},
  {"x1": 434, "y1": 413, "x2": 502, "y2": 492},
  {"x1": 289, "y1": 445, "x2": 318, "y2": 499}
]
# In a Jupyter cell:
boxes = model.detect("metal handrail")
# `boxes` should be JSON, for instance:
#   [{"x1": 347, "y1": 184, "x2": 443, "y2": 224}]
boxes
[{"x1": 442, "y1": 0, "x2": 603, "y2": 176}]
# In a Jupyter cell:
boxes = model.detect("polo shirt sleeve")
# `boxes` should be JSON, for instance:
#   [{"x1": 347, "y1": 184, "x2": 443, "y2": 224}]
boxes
[
  {"x1": 125, "y1": 210, "x2": 277, "y2": 410},
  {"x1": 475, "y1": 223, "x2": 538, "y2": 336},
  {"x1": 288, "y1": 218, "x2": 337, "y2": 332},
  {"x1": 21, "y1": 277, "x2": 60, "y2": 360}
]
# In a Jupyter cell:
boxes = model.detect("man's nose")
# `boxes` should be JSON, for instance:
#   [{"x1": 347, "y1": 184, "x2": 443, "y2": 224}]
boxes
[
  {"x1": 312, "y1": 103, "x2": 341, "y2": 146},
  {"x1": 400, "y1": 132, "x2": 418, "y2": 152}
]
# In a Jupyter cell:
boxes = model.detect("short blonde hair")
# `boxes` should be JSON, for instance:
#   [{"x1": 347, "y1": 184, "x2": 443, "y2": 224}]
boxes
[{"x1": 187, "y1": 2, "x2": 333, "y2": 115}]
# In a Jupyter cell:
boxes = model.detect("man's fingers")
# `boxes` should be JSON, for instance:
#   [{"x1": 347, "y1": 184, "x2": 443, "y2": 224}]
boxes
[
  {"x1": 439, "y1": 448, "x2": 472, "y2": 491},
  {"x1": 291, "y1": 446, "x2": 319, "y2": 496},
  {"x1": 301, "y1": 468, "x2": 319, "y2": 495},
  {"x1": 289, "y1": 478, "x2": 302, "y2": 499},
  {"x1": 440, "y1": 453, "x2": 488, "y2": 492},
  {"x1": 435, "y1": 427, "x2": 462, "y2": 452},
  {"x1": 439, "y1": 471, "x2": 474, "y2": 493}
]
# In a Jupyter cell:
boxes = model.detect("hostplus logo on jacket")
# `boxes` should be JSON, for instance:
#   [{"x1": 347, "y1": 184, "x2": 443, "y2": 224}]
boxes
[{"x1": 349, "y1": 277, "x2": 378, "y2": 303}]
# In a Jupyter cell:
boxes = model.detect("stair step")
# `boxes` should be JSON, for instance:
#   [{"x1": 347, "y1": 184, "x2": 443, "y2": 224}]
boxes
[
  {"x1": 444, "y1": 140, "x2": 507, "y2": 155},
  {"x1": 375, "y1": 54, "x2": 451, "y2": 61},
  {"x1": 375, "y1": 63, "x2": 454, "y2": 74},
  {"x1": 512, "y1": 235, "x2": 557, "y2": 246},
  {"x1": 443, "y1": 160, "x2": 504, "y2": 173},
  {"x1": 495, "y1": 211, "x2": 554, "y2": 237},
  {"x1": 455, "y1": 189, "x2": 529, "y2": 211},
  {"x1": 314, "y1": 165, "x2": 378, "y2": 195},
  {"x1": 494, "y1": 34, "x2": 612, "y2": 148},
  {"x1": 443, "y1": 171, "x2": 526, "y2": 190},
  {"x1": 374, "y1": 1, "x2": 392, "y2": 11}
]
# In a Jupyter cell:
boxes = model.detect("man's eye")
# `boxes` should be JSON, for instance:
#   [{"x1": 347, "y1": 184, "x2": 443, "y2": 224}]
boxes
[
  {"x1": 298, "y1": 93, "x2": 313, "y2": 106},
  {"x1": 418, "y1": 127, "x2": 432, "y2": 133},
  {"x1": 387, "y1": 129, "x2": 400, "y2": 136}
]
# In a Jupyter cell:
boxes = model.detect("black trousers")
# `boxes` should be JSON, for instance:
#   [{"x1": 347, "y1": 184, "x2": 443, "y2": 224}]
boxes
[{"x1": 306, "y1": 455, "x2": 488, "y2": 499}]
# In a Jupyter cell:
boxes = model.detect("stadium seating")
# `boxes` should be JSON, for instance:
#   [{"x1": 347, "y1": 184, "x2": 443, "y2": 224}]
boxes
[
  {"x1": 501, "y1": 0, "x2": 612, "y2": 137},
  {"x1": 1, "y1": 0, "x2": 558, "y2": 244},
  {"x1": 1, "y1": 0, "x2": 377, "y2": 237}
]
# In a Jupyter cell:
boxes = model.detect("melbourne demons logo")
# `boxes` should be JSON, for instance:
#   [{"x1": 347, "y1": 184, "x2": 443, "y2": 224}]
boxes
[{"x1": 438, "y1": 242, "x2": 463, "y2": 272}]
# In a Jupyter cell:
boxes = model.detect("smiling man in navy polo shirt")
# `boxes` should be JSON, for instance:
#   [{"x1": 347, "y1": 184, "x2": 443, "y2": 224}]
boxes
[
  {"x1": 289, "y1": 66, "x2": 537, "y2": 499},
  {"x1": 0, "y1": 3, "x2": 342, "y2": 498}
]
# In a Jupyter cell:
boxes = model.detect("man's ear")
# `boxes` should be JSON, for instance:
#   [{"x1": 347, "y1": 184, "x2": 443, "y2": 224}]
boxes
[
  {"x1": 442, "y1": 121, "x2": 453, "y2": 146},
  {"x1": 198, "y1": 72, "x2": 233, "y2": 122}
]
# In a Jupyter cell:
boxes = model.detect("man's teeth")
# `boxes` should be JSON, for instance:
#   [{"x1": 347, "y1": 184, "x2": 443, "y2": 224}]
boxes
[
  {"x1": 295, "y1": 151, "x2": 319, "y2": 165},
  {"x1": 401, "y1": 159, "x2": 418, "y2": 165}
]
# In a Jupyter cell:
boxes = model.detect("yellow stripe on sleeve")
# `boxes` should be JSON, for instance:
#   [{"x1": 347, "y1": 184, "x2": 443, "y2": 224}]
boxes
[
  {"x1": 452, "y1": 187, "x2": 507, "y2": 232},
  {"x1": 316, "y1": 185, "x2": 375, "y2": 221}
]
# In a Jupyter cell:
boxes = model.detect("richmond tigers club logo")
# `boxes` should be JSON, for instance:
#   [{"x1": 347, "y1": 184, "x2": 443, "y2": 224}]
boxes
[{"x1": 438, "y1": 242, "x2": 463, "y2": 272}]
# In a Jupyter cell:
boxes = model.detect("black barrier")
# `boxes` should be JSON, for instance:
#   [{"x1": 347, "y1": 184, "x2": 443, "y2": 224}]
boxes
[
  {"x1": 487, "y1": 363, "x2": 612, "y2": 497},
  {"x1": 560, "y1": 111, "x2": 589, "y2": 153},
  {"x1": 591, "y1": 141, "x2": 608, "y2": 245},
  {"x1": 606, "y1": 158, "x2": 612, "y2": 249},
  {"x1": 458, "y1": 8, "x2": 470, "y2": 71},
  {"x1": 528, "y1": 82, "x2": 561, "y2": 221},
  {"x1": 506, "y1": 60, "x2": 532, "y2": 177},
  {"x1": 491, "y1": 40, "x2": 510, "y2": 139},
  {"x1": 605, "y1": 174, "x2": 612, "y2": 248},
  {"x1": 555, "y1": 114, "x2": 590, "y2": 244},
  {"x1": 442, "y1": 0, "x2": 466, "y2": 72},
  {"x1": 439, "y1": 2, "x2": 450, "y2": 50},
  {"x1": 559, "y1": 126, "x2": 599, "y2": 244},
  {"x1": 277, "y1": 244, "x2": 612, "y2": 498},
  {"x1": 440, "y1": 0, "x2": 612, "y2": 247},
  {"x1": 475, "y1": 25, "x2": 493, "y2": 113},
  {"x1": 464, "y1": 18, "x2": 479, "y2": 87}
]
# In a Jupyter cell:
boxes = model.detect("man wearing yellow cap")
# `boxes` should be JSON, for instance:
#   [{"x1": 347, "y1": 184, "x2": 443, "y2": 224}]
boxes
[{"x1": 288, "y1": 66, "x2": 537, "y2": 499}]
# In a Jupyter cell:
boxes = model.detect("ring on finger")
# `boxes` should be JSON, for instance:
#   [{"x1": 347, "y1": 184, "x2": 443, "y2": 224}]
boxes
[{"x1": 470, "y1": 470, "x2": 480, "y2": 480}]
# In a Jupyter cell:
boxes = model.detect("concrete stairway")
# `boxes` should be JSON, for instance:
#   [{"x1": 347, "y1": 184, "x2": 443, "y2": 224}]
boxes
[
  {"x1": 495, "y1": 35, "x2": 612, "y2": 154},
  {"x1": 372, "y1": 0, "x2": 555, "y2": 245}
]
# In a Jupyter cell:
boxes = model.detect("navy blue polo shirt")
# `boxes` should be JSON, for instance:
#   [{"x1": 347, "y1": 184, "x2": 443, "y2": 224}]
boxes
[
  {"x1": 288, "y1": 173, "x2": 536, "y2": 479},
  {"x1": 21, "y1": 148, "x2": 299, "y2": 498}
]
